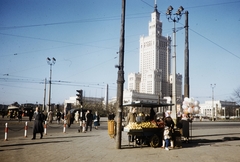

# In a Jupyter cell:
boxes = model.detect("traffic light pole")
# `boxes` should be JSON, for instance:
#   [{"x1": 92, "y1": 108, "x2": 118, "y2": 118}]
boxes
[{"x1": 76, "y1": 89, "x2": 83, "y2": 132}]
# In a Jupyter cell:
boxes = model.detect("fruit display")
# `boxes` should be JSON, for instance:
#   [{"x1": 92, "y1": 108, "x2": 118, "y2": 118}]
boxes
[
  {"x1": 125, "y1": 121, "x2": 158, "y2": 130},
  {"x1": 140, "y1": 121, "x2": 158, "y2": 128},
  {"x1": 125, "y1": 122, "x2": 142, "y2": 130}
]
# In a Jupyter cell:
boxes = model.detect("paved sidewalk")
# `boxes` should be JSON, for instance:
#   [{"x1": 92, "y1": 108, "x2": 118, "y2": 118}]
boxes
[{"x1": 0, "y1": 118, "x2": 240, "y2": 162}]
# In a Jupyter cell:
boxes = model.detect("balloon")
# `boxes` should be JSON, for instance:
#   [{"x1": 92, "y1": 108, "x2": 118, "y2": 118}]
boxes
[
  {"x1": 194, "y1": 100, "x2": 200, "y2": 106},
  {"x1": 189, "y1": 102, "x2": 194, "y2": 108},
  {"x1": 188, "y1": 107, "x2": 193, "y2": 114},
  {"x1": 183, "y1": 101, "x2": 188, "y2": 106},
  {"x1": 189, "y1": 98, "x2": 195, "y2": 104},
  {"x1": 194, "y1": 106, "x2": 199, "y2": 113},
  {"x1": 184, "y1": 97, "x2": 189, "y2": 102},
  {"x1": 182, "y1": 104, "x2": 187, "y2": 109}
]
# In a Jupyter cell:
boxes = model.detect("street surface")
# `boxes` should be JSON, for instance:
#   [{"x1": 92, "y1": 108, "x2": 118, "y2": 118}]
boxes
[{"x1": 0, "y1": 117, "x2": 240, "y2": 162}]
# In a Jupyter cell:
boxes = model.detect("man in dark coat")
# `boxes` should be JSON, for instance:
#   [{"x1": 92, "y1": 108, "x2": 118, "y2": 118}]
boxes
[
  {"x1": 66, "y1": 111, "x2": 72, "y2": 128},
  {"x1": 29, "y1": 109, "x2": 33, "y2": 121},
  {"x1": 56, "y1": 110, "x2": 61, "y2": 124},
  {"x1": 32, "y1": 107, "x2": 44, "y2": 140},
  {"x1": 86, "y1": 110, "x2": 93, "y2": 131}
]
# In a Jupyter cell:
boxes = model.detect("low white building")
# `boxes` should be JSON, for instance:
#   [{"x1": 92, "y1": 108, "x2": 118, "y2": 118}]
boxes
[
  {"x1": 64, "y1": 96, "x2": 104, "y2": 109},
  {"x1": 199, "y1": 100, "x2": 239, "y2": 118}
]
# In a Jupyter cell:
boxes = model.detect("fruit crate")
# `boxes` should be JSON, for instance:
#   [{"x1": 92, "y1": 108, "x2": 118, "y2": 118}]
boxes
[{"x1": 123, "y1": 127, "x2": 143, "y2": 133}]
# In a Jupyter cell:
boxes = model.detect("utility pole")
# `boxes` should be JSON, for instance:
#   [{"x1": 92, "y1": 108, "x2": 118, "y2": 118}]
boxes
[
  {"x1": 166, "y1": 5, "x2": 184, "y2": 125},
  {"x1": 105, "y1": 84, "x2": 109, "y2": 110},
  {"x1": 184, "y1": 11, "x2": 189, "y2": 98},
  {"x1": 46, "y1": 57, "x2": 56, "y2": 112},
  {"x1": 211, "y1": 84, "x2": 216, "y2": 121},
  {"x1": 43, "y1": 78, "x2": 46, "y2": 111},
  {"x1": 116, "y1": 0, "x2": 125, "y2": 149}
]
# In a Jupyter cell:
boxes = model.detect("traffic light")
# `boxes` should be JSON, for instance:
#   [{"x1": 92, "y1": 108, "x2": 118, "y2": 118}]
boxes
[{"x1": 76, "y1": 89, "x2": 83, "y2": 105}]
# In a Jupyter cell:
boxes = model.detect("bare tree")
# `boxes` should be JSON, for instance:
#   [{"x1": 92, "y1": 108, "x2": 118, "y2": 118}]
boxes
[{"x1": 230, "y1": 86, "x2": 240, "y2": 104}]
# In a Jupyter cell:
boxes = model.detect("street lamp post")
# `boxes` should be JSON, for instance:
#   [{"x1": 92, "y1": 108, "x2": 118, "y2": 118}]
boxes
[
  {"x1": 166, "y1": 6, "x2": 184, "y2": 124},
  {"x1": 47, "y1": 57, "x2": 56, "y2": 112},
  {"x1": 211, "y1": 83, "x2": 216, "y2": 121}
]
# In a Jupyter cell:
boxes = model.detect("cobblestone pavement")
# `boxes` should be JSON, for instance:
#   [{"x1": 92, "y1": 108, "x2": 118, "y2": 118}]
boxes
[{"x1": 0, "y1": 118, "x2": 240, "y2": 162}]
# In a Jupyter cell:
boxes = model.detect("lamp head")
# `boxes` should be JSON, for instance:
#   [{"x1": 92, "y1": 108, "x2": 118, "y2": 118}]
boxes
[
  {"x1": 166, "y1": 6, "x2": 173, "y2": 15},
  {"x1": 176, "y1": 6, "x2": 184, "y2": 15},
  {"x1": 168, "y1": 5, "x2": 173, "y2": 11},
  {"x1": 178, "y1": 6, "x2": 184, "y2": 12}
]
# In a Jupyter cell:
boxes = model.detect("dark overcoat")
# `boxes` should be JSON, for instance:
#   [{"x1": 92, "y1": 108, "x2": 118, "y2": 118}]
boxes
[
  {"x1": 33, "y1": 113, "x2": 44, "y2": 134},
  {"x1": 181, "y1": 118, "x2": 192, "y2": 138}
]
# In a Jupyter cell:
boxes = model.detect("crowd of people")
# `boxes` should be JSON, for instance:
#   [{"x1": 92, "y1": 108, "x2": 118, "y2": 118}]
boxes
[{"x1": 28, "y1": 107, "x2": 102, "y2": 139}]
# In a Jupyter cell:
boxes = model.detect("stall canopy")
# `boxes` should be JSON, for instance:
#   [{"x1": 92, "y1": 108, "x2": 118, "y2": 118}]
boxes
[
  {"x1": 123, "y1": 101, "x2": 174, "y2": 108},
  {"x1": 8, "y1": 105, "x2": 19, "y2": 110}
]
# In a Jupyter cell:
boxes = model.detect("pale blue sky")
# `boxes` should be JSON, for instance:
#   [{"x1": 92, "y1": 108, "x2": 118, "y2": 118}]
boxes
[{"x1": 0, "y1": 0, "x2": 240, "y2": 105}]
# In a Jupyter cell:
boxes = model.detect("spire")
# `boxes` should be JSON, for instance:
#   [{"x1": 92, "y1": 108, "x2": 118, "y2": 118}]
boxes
[{"x1": 154, "y1": 0, "x2": 159, "y2": 13}]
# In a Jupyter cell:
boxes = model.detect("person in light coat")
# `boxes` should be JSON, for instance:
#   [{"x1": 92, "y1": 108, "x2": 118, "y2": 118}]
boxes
[{"x1": 75, "y1": 111, "x2": 79, "y2": 123}]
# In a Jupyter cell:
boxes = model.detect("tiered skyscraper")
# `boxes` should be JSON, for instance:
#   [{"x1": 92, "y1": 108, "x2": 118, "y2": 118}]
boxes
[{"x1": 128, "y1": 3, "x2": 182, "y2": 100}]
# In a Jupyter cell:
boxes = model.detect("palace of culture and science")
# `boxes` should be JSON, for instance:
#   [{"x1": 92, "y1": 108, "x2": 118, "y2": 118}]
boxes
[{"x1": 125, "y1": 4, "x2": 182, "y2": 104}]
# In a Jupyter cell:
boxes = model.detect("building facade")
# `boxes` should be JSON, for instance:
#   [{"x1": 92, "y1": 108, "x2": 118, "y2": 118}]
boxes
[
  {"x1": 139, "y1": 4, "x2": 171, "y2": 97},
  {"x1": 128, "y1": 72, "x2": 141, "y2": 93},
  {"x1": 199, "y1": 100, "x2": 239, "y2": 118},
  {"x1": 127, "y1": 3, "x2": 182, "y2": 101}
]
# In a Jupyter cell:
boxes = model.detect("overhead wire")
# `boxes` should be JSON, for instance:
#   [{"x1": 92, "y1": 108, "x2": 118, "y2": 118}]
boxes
[{"x1": 1, "y1": 0, "x2": 239, "y2": 97}]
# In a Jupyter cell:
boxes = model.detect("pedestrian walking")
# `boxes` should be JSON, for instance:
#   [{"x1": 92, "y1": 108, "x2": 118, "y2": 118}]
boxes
[
  {"x1": 48, "y1": 110, "x2": 53, "y2": 123},
  {"x1": 79, "y1": 109, "x2": 86, "y2": 133},
  {"x1": 93, "y1": 111, "x2": 100, "y2": 129},
  {"x1": 32, "y1": 107, "x2": 44, "y2": 140},
  {"x1": 18, "y1": 109, "x2": 22, "y2": 122},
  {"x1": 75, "y1": 111, "x2": 79, "y2": 123},
  {"x1": 1, "y1": 109, "x2": 5, "y2": 118},
  {"x1": 86, "y1": 110, "x2": 93, "y2": 131},
  {"x1": 66, "y1": 111, "x2": 72, "y2": 128},
  {"x1": 56, "y1": 110, "x2": 61, "y2": 124},
  {"x1": 29, "y1": 109, "x2": 33, "y2": 121}
]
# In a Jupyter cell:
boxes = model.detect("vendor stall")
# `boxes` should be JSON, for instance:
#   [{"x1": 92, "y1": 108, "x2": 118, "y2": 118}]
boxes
[{"x1": 123, "y1": 101, "x2": 173, "y2": 148}]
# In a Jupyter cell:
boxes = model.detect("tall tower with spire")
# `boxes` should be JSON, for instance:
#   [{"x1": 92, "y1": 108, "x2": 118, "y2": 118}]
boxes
[{"x1": 138, "y1": 3, "x2": 171, "y2": 97}]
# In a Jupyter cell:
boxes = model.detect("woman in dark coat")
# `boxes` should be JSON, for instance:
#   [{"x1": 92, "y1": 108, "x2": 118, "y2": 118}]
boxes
[
  {"x1": 32, "y1": 107, "x2": 44, "y2": 140},
  {"x1": 93, "y1": 111, "x2": 100, "y2": 129},
  {"x1": 66, "y1": 111, "x2": 72, "y2": 127},
  {"x1": 180, "y1": 113, "x2": 192, "y2": 143}
]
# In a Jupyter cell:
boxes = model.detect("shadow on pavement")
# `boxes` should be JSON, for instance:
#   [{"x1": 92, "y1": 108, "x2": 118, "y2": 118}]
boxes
[
  {"x1": 182, "y1": 136, "x2": 240, "y2": 148},
  {"x1": 0, "y1": 140, "x2": 70, "y2": 148},
  {"x1": 45, "y1": 134, "x2": 99, "y2": 139},
  {"x1": 193, "y1": 132, "x2": 240, "y2": 138}
]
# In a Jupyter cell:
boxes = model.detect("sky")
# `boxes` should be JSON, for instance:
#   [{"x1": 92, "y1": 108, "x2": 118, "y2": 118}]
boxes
[{"x1": 0, "y1": 0, "x2": 240, "y2": 105}]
